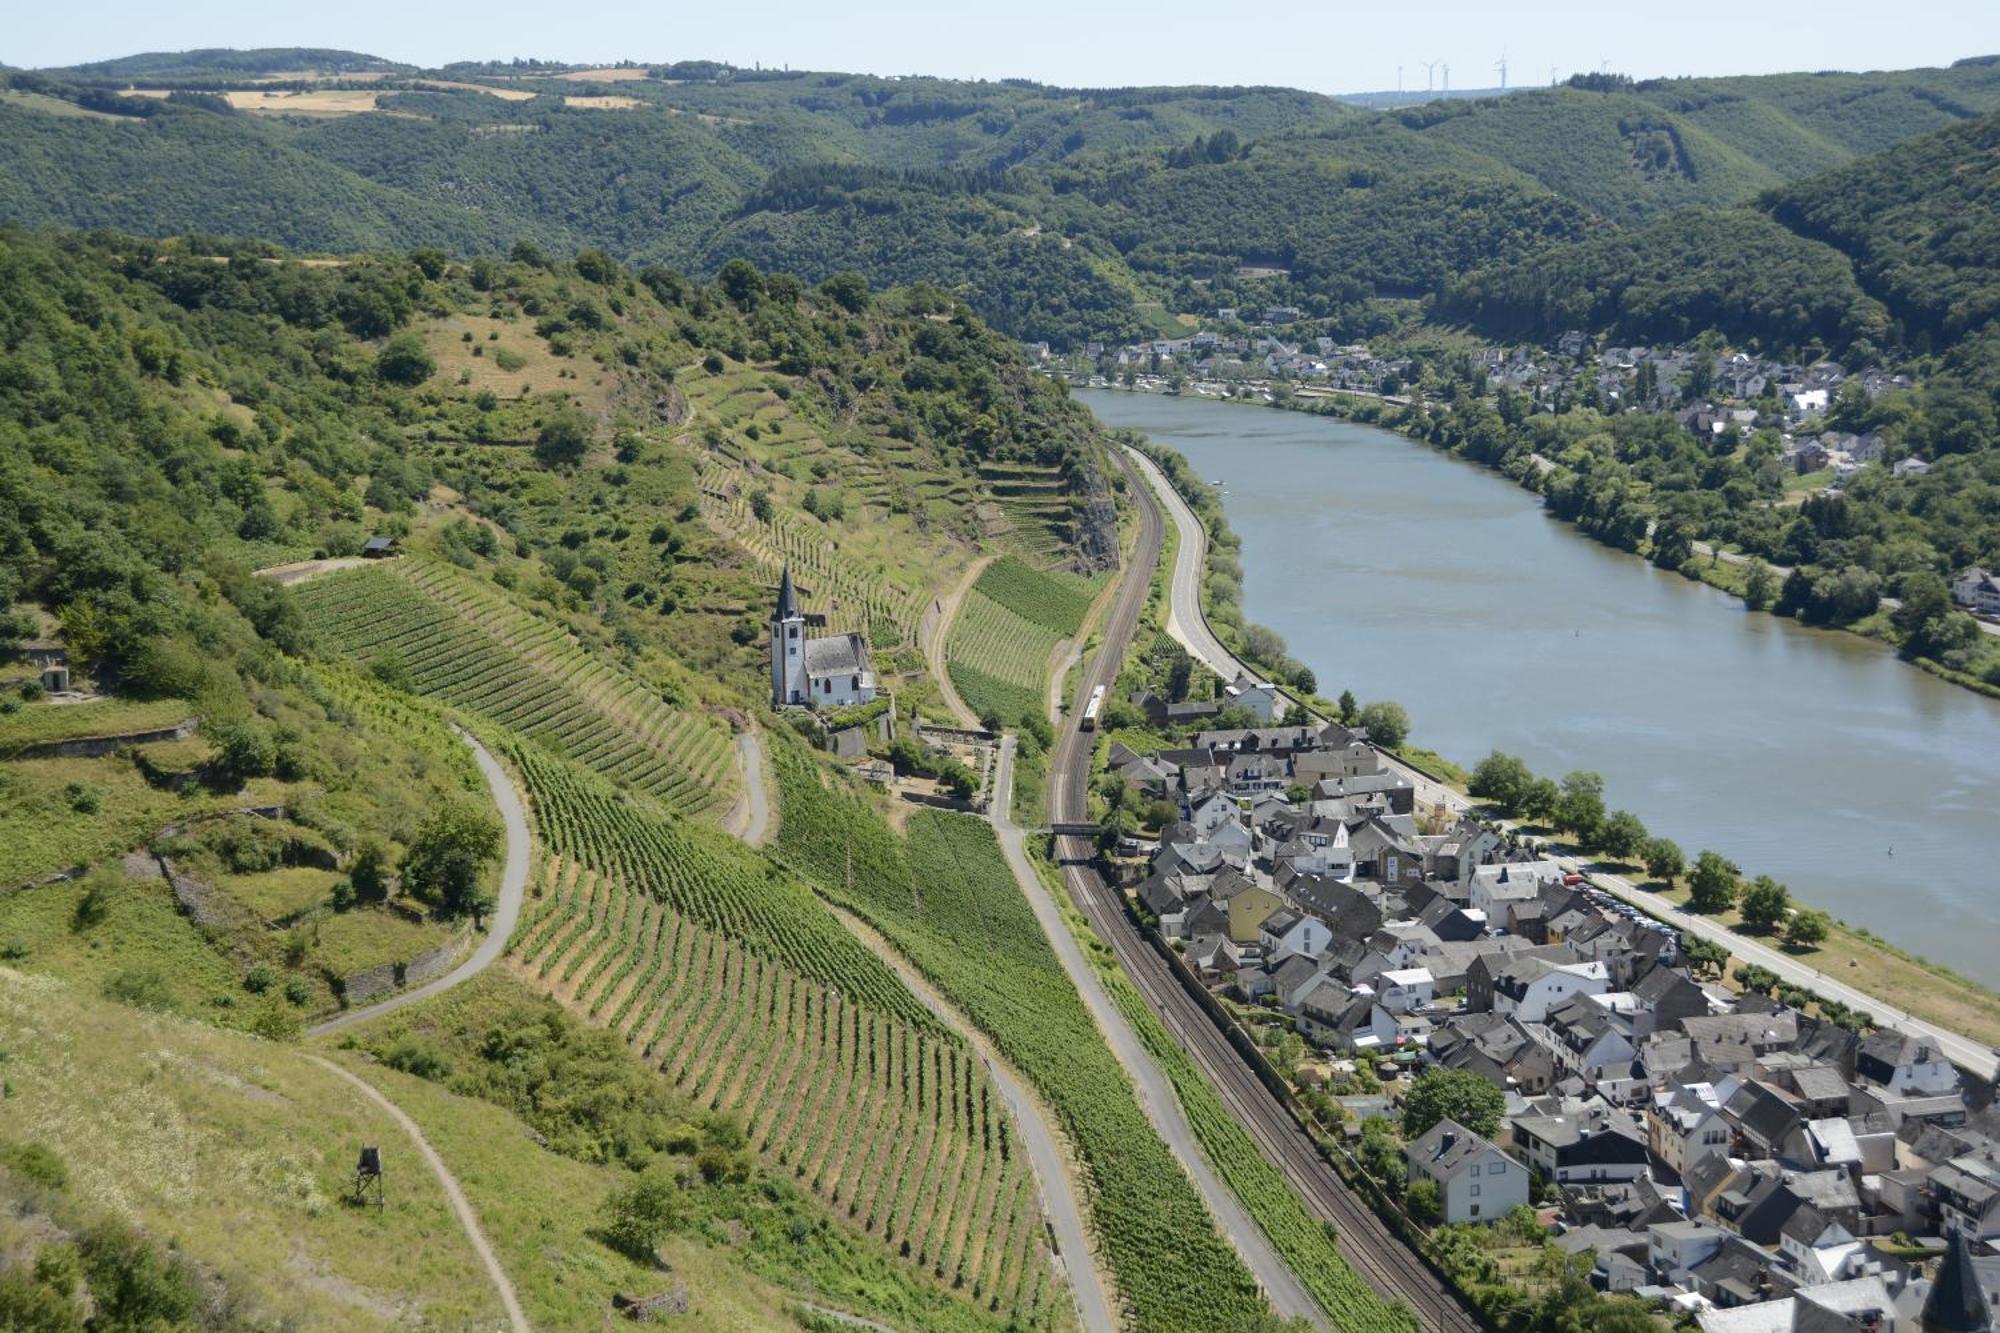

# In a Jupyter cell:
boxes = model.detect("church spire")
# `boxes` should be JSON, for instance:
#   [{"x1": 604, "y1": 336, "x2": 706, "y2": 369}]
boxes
[
  {"x1": 1924, "y1": 1232, "x2": 1991, "y2": 1333},
  {"x1": 776, "y1": 565, "x2": 798, "y2": 621}
]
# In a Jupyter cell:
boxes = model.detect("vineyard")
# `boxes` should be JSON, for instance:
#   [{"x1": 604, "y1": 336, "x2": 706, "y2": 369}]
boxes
[
  {"x1": 974, "y1": 557, "x2": 1098, "y2": 638},
  {"x1": 947, "y1": 556, "x2": 1097, "y2": 728},
  {"x1": 295, "y1": 560, "x2": 736, "y2": 820},
  {"x1": 695, "y1": 456, "x2": 932, "y2": 646},
  {"x1": 508, "y1": 851, "x2": 1063, "y2": 1326},
  {"x1": 977, "y1": 463, "x2": 1079, "y2": 568},
  {"x1": 773, "y1": 743, "x2": 1280, "y2": 1333}
]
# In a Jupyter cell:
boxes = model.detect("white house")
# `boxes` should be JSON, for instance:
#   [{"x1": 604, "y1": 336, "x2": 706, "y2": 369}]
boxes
[
  {"x1": 1854, "y1": 1029, "x2": 1958, "y2": 1096},
  {"x1": 1468, "y1": 861, "x2": 1566, "y2": 923},
  {"x1": 1490, "y1": 955, "x2": 1611, "y2": 1023},
  {"x1": 1260, "y1": 911, "x2": 1329, "y2": 962},
  {"x1": 770, "y1": 568, "x2": 876, "y2": 710},
  {"x1": 1953, "y1": 567, "x2": 2000, "y2": 618},
  {"x1": 1224, "y1": 675, "x2": 1283, "y2": 723},
  {"x1": 1377, "y1": 967, "x2": 1435, "y2": 1015},
  {"x1": 1648, "y1": 1219, "x2": 1728, "y2": 1285},
  {"x1": 1404, "y1": 1119, "x2": 1528, "y2": 1224},
  {"x1": 1648, "y1": 1082, "x2": 1733, "y2": 1176}
]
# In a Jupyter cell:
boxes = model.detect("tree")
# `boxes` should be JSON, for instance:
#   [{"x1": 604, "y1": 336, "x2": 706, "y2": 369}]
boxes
[
  {"x1": 1894, "y1": 570, "x2": 1976, "y2": 662},
  {"x1": 1469, "y1": 751, "x2": 1533, "y2": 810},
  {"x1": 534, "y1": 411, "x2": 592, "y2": 469},
  {"x1": 1401, "y1": 1068, "x2": 1505, "y2": 1140},
  {"x1": 1742, "y1": 558, "x2": 1778, "y2": 612},
  {"x1": 1598, "y1": 810, "x2": 1647, "y2": 861},
  {"x1": 1787, "y1": 907, "x2": 1831, "y2": 949},
  {"x1": 1687, "y1": 850, "x2": 1739, "y2": 913},
  {"x1": 1556, "y1": 771, "x2": 1606, "y2": 845},
  {"x1": 401, "y1": 799, "x2": 502, "y2": 918},
  {"x1": 1739, "y1": 875, "x2": 1791, "y2": 932},
  {"x1": 1641, "y1": 836, "x2": 1684, "y2": 884},
  {"x1": 1337, "y1": 690, "x2": 1358, "y2": 724},
  {"x1": 1681, "y1": 934, "x2": 1728, "y2": 979},
  {"x1": 375, "y1": 333, "x2": 435, "y2": 386},
  {"x1": 600, "y1": 1166, "x2": 682, "y2": 1263},
  {"x1": 1357, "y1": 700, "x2": 1409, "y2": 749},
  {"x1": 1520, "y1": 776, "x2": 1561, "y2": 823},
  {"x1": 819, "y1": 270, "x2": 871, "y2": 313},
  {"x1": 1406, "y1": 1178, "x2": 1442, "y2": 1226}
]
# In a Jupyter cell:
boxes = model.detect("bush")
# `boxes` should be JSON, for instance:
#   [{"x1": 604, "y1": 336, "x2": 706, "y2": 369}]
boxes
[
  {"x1": 102, "y1": 967, "x2": 175, "y2": 1012},
  {"x1": 533, "y1": 411, "x2": 593, "y2": 469},
  {"x1": 601, "y1": 1166, "x2": 682, "y2": 1263},
  {"x1": 375, "y1": 333, "x2": 435, "y2": 386},
  {"x1": 1356, "y1": 700, "x2": 1409, "y2": 749},
  {"x1": 0, "y1": 1140, "x2": 68, "y2": 1191},
  {"x1": 283, "y1": 976, "x2": 311, "y2": 1006},
  {"x1": 243, "y1": 964, "x2": 276, "y2": 994},
  {"x1": 384, "y1": 1037, "x2": 452, "y2": 1081}
]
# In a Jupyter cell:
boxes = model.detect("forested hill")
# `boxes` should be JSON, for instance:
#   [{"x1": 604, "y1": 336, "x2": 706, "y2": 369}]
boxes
[
  {"x1": 1, "y1": 52, "x2": 1997, "y2": 349},
  {"x1": 1439, "y1": 109, "x2": 2000, "y2": 358},
  {"x1": 0, "y1": 229, "x2": 1114, "y2": 707}
]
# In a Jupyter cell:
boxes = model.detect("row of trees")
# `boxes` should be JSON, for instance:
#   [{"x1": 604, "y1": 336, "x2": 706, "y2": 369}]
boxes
[{"x1": 1469, "y1": 751, "x2": 1830, "y2": 949}]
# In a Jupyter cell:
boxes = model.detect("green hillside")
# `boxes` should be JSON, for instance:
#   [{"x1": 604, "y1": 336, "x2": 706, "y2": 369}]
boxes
[{"x1": 4, "y1": 54, "x2": 1997, "y2": 345}]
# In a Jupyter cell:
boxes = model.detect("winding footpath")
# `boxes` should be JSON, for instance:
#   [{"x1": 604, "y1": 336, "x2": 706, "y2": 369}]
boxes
[
  {"x1": 307, "y1": 1053, "x2": 530, "y2": 1332},
  {"x1": 833, "y1": 904, "x2": 1119, "y2": 1333},
  {"x1": 1133, "y1": 439, "x2": 2000, "y2": 1082},
  {"x1": 990, "y1": 741, "x2": 1327, "y2": 1329},
  {"x1": 925, "y1": 555, "x2": 993, "y2": 730},
  {"x1": 308, "y1": 728, "x2": 531, "y2": 1038}
]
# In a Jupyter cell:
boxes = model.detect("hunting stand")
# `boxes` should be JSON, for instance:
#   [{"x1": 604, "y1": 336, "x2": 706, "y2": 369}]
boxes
[{"x1": 353, "y1": 1146, "x2": 383, "y2": 1211}]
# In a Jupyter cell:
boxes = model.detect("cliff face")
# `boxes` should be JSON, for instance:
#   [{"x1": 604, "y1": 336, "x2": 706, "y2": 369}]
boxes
[{"x1": 1070, "y1": 462, "x2": 1121, "y2": 575}]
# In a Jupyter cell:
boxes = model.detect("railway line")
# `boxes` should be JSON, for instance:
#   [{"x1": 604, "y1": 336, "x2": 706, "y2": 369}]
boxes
[{"x1": 1043, "y1": 445, "x2": 1484, "y2": 1332}]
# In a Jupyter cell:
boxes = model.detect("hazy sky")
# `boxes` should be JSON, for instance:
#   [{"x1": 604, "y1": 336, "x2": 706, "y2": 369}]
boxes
[{"x1": 7, "y1": 0, "x2": 1997, "y2": 93}]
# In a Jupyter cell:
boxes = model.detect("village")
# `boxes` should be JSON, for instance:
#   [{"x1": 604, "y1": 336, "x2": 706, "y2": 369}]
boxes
[{"x1": 1098, "y1": 679, "x2": 2000, "y2": 1331}]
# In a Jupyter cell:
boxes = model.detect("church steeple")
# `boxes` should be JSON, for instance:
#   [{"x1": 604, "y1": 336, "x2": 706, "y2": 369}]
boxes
[
  {"x1": 1924, "y1": 1232, "x2": 1991, "y2": 1333},
  {"x1": 776, "y1": 565, "x2": 798, "y2": 622}
]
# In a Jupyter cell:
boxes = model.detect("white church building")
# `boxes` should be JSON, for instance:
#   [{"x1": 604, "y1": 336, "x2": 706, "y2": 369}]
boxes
[{"x1": 770, "y1": 567, "x2": 876, "y2": 710}]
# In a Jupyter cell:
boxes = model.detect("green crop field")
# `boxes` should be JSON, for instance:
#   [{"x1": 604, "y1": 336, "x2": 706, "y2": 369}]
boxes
[
  {"x1": 947, "y1": 593, "x2": 1060, "y2": 727},
  {"x1": 510, "y1": 853, "x2": 1061, "y2": 1324},
  {"x1": 774, "y1": 742, "x2": 1342, "y2": 1333},
  {"x1": 295, "y1": 560, "x2": 734, "y2": 820}
]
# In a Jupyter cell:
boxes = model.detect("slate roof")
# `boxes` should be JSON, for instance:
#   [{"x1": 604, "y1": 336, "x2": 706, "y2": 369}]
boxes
[
  {"x1": 1406, "y1": 1118, "x2": 1505, "y2": 1181},
  {"x1": 802, "y1": 632, "x2": 871, "y2": 678},
  {"x1": 1922, "y1": 1231, "x2": 1991, "y2": 1333}
]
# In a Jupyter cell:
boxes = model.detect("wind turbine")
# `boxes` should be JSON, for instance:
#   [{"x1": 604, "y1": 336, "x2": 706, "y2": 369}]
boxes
[
  {"x1": 1420, "y1": 59, "x2": 1439, "y2": 93},
  {"x1": 1441, "y1": 62, "x2": 1450, "y2": 94},
  {"x1": 1495, "y1": 55, "x2": 1507, "y2": 90},
  {"x1": 1397, "y1": 64, "x2": 1403, "y2": 94},
  {"x1": 1549, "y1": 65, "x2": 1560, "y2": 86}
]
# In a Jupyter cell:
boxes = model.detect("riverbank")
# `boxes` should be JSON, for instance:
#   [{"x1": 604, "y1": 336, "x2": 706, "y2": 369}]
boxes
[
  {"x1": 1078, "y1": 379, "x2": 2000, "y2": 705},
  {"x1": 1090, "y1": 389, "x2": 2000, "y2": 1053}
]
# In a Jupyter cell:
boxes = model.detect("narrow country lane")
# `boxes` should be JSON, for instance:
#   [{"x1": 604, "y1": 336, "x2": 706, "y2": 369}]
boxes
[
  {"x1": 833, "y1": 903, "x2": 1120, "y2": 1333},
  {"x1": 990, "y1": 741, "x2": 1328, "y2": 1329},
  {"x1": 726, "y1": 729, "x2": 773, "y2": 846},
  {"x1": 925, "y1": 555, "x2": 994, "y2": 729},
  {"x1": 308, "y1": 727, "x2": 530, "y2": 1038}
]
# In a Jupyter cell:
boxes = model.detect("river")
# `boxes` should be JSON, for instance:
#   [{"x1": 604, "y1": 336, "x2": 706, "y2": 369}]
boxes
[{"x1": 1079, "y1": 389, "x2": 2000, "y2": 986}]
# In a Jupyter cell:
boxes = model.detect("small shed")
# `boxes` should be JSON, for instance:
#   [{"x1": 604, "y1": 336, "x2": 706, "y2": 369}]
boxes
[
  {"x1": 41, "y1": 665, "x2": 70, "y2": 694},
  {"x1": 361, "y1": 536, "x2": 398, "y2": 559}
]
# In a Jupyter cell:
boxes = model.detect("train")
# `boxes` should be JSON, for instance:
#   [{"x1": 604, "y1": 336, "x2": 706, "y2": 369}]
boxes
[{"x1": 1080, "y1": 684, "x2": 1106, "y2": 731}]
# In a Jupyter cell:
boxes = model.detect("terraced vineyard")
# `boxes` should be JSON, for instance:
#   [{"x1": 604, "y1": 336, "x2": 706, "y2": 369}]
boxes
[
  {"x1": 296, "y1": 560, "x2": 735, "y2": 820},
  {"x1": 696, "y1": 458, "x2": 931, "y2": 645},
  {"x1": 504, "y1": 743, "x2": 1067, "y2": 1327},
  {"x1": 977, "y1": 462, "x2": 1078, "y2": 567},
  {"x1": 947, "y1": 559, "x2": 1098, "y2": 728},
  {"x1": 775, "y1": 744, "x2": 1284, "y2": 1333}
]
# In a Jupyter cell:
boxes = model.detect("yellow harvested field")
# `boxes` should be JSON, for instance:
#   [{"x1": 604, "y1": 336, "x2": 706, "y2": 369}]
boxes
[
  {"x1": 556, "y1": 66, "x2": 653, "y2": 81},
  {"x1": 562, "y1": 95, "x2": 644, "y2": 110},
  {"x1": 127, "y1": 88, "x2": 382, "y2": 115},
  {"x1": 410, "y1": 78, "x2": 536, "y2": 101}
]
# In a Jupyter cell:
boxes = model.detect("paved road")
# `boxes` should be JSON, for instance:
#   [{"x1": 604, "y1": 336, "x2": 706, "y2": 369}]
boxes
[
  {"x1": 1124, "y1": 447, "x2": 1238, "y2": 677},
  {"x1": 1079, "y1": 449, "x2": 1488, "y2": 1333},
  {"x1": 991, "y1": 741, "x2": 1327, "y2": 1328},
  {"x1": 835, "y1": 900, "x2": 1119, "y2": 1333},
  {"x1": 308, "y1": 728, "x2": 530, "y2": 1038},
  {"x1": 726, "y1": 730, "x2": 773, "y2": 846},
  {"x1": 1140, "y1": 444, "x2": 2000, "y2": 1080},
  {"x1": 309, "y1": 1054, "x2": 530, "y2": 1332}
]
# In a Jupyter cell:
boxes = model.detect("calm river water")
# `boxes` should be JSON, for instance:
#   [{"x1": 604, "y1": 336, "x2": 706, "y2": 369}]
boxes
[{"x1": 1080, "y1": 389, "x2": 2000, "y2": 984}]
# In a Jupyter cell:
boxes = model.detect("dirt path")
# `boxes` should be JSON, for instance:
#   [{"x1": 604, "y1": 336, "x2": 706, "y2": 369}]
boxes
[
  {"x1": 308, "y1": 1054, "x2": 529, "y2": 1332},
  {"x1": 831, "y1": 907, "x2": 1120, "y2": 1333},
  {"x1": 723, "y1": 729, "x2": 774, "y2": 846},
  {"x1": 307, "y1": 728, "x2": 530, "y2": 1038},
  {"x1": 924, "y1": 556, "x2": 994, "y2": 729},
  {"x1": 254, "y1": 556, "x2": 377, "y2": 586}
]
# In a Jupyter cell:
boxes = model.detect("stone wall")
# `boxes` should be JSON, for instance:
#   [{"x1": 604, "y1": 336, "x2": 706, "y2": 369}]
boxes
[{"x1": 9, "y1": 720, "x2": 195, "y2": 760}]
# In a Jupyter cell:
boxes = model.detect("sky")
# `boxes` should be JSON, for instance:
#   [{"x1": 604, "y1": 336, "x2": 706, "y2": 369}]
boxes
[{"x1": 6, "y1": 0, "x2": 1997, "y2": 93}]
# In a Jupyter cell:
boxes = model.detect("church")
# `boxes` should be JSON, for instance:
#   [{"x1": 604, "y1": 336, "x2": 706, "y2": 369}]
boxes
[{"x1": 770, "y1": 567, "x2": 876, "y2": 710}]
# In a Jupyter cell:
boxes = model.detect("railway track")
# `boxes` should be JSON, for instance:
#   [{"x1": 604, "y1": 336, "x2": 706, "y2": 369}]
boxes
[{"x1": 1043, "y1": 445, "x2": 1484, "y2": 1333}]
